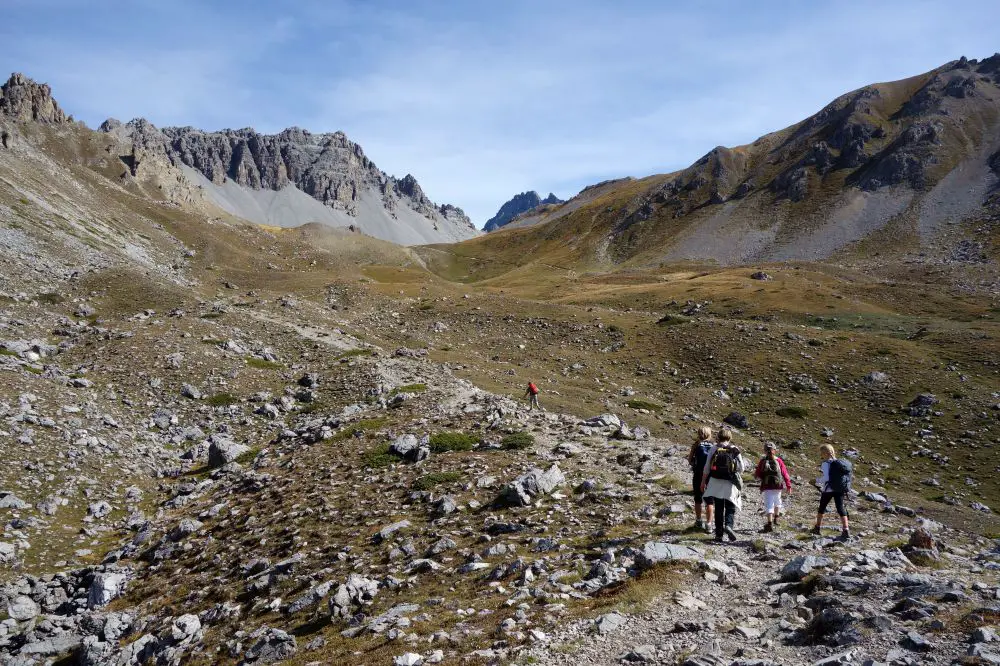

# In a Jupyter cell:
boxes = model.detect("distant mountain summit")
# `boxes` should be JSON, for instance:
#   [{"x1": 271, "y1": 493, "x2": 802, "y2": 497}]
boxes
[{"x1": 483, "y1": 191, "x2": 563, "y2": 231}]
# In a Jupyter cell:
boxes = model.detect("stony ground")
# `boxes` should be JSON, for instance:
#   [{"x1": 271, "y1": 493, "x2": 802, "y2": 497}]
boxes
[
  {"x1": 1, "y1": 112, "x2": 1000, "y2": 666},
  {"x1": 3, "y1": 283, "x2": 1000, "y2": 666}
]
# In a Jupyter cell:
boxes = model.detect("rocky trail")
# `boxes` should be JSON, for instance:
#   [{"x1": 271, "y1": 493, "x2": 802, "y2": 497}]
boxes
[{"x1": 3, "y1": 288, "x2": 1000, "y2": 666}]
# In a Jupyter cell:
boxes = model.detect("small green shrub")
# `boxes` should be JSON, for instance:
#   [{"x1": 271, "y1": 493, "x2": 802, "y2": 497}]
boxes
[
  {"x1": 429, "y1": 432, "x2": 478, "y2": 453},
  {"x1": 206, "y1": 393, "x2": 239, "y2": 407},
  {"x1": 18, "y1": 198, "x2": 30, "y2": 205},
  {"x1": 502, "y1": 432, "x2": 535, "y2": 450},
  {"x1": 36, "y1": 292, "x2": 65, "y2": 305},
  {"x1": 418, "y1": 303, "x2": 434, "y2": 311},
  {"x1": 656, "y1": 314, "x2": 687, "y2": 326},
  {"x1": 625, "y1": 399, "x2": 661, "y2": 411},
  {"x1": 392, "y1": 383, "x2": 427, "y2": 395},
  {"x1": 331, "y1": 418, "x2": 389, "y2": 440},
  {"x1": 337, "y1": 348, "x2": 374, "y2": 359},
  {"x1": 414, "y1": 471, "x2": 462, "y2": 490},
  {"x1": 0, "y1": 348, "x2": 18, "y2": 357},
  {"x1": 246, "y1": 358, "x2": 282, "y2": 370},
  {"x1": 776, "y1": 406, "x2": 809, "y2": 419},
  {"x1": 361, "y1": 443, "x2": 398, "y2": 468}
]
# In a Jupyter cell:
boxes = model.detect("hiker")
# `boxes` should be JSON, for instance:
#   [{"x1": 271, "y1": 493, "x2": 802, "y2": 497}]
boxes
[
  {"x1": 687, "y1": 426, "x2": 715, "y2": 532},
  {"x1": 813, "y1": 443, "x2": 852, "y2": 540},
  {"x1": 753, "y1": 442, "x2": 792, "y2": 532},
  {"x1": 700, "y1": 428, "x2": 749, "y2": 543},
  {"x1": 524, "y1": 381, "x2": 541, "y2": 410}
]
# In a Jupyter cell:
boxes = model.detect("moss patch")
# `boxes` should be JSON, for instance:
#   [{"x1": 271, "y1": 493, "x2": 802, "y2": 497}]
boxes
[
  {"x1": 414, "y1": 471, "x2": 462, "y2": 490},
  {"x1": 429, "y1": 432, "x2": 478, "y2": 453},
  {"x1": 502, "y1": 432, "x2": 535, "y2": 450},
  {"x1": 206, "y1": 393, "x2": 239, "y2": 407}
]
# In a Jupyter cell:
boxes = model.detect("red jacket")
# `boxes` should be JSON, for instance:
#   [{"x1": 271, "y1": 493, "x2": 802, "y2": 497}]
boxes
[{"x1": 754, "y1": 455, "x2": 792, "y2": 491}]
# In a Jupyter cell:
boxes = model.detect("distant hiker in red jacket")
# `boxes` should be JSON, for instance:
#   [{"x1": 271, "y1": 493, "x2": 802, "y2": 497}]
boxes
[
  {"x1": 753, "y1": 442, "x2": 792, "y2": 533},
  {"x1": 524, "y1": 382, "x2": 541, "y2": 410}
]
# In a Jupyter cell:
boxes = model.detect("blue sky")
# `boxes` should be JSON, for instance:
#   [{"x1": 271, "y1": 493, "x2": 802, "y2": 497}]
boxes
[{"x1": 3, "y1": 1, "x2": 999, "y2": 224}]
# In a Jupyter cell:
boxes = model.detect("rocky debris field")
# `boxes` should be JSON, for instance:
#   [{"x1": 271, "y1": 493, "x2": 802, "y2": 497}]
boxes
[{"x1": 2, "y1": 285, "x2": 1000, "y2": 666}]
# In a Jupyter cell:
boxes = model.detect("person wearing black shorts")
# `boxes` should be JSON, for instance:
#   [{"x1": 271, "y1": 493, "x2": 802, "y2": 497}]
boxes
[{"x1": 813, "y1": 443, "x2": 850, "y2": 539}]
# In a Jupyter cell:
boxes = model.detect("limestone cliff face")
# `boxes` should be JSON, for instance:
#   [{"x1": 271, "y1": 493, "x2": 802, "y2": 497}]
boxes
[{"x1": 99, "y1": 121, "x2": 474, "y2": 234}]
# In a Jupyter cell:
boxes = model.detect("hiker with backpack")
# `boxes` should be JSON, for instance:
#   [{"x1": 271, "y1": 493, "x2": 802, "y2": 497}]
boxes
[
  {"x1": 813, "y1": 443, "x2": 852, "y2": 540},
  {"x1": 687, "y1": 426, "x2": 715, "y2": 532},
  {"x1": 753, "y1": 442, "x2": 792, "y2": 532},
  {"x1": 524, "y1": 382, "x2": 541, "y2": 410},
  {"x1": 700, "y1": 428, "x2": 749, "y2": 543}
]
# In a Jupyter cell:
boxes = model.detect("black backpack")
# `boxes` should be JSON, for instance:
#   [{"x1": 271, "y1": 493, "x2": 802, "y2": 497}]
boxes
[
  {"x1": 710, "y1": 446, "x2": 740, "y2": 483},
  {"x1": 693, "y1": 442, "x2": 713, "y2": 471},
  {"x1": 828, "y1": 459, "x2": 853, "y2": 494},
  {"x1": 760, "y1": 456, "x2": 782, "y2": 487}
]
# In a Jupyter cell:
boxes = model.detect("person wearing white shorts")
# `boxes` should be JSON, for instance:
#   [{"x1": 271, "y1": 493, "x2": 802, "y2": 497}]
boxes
[
  {"x1": 762, "y1": 489, "x2": 784, "y2": 516},
  {"x1": 753, "y1": 442, "x2": 793, "y2": 532}
]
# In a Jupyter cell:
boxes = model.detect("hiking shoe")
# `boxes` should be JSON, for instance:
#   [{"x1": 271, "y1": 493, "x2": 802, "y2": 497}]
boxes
[
  {"x1": 694, "y1": 520, "x2": 705, "y2": 530},
  {"x1": 839, "y1": 530, "x2": 851, "y2": 541},
  {"x1": 811, "y1": 526, "x2": 821, "y2": 535},
  {"x1": 725, "y1": 527, "x2": 738, "y2": 542},
  {"x1": 713, "y1": 535, "x2": 724, "y2": 543},
  {"x1": 761, "y1": 522, "x2": 773, "y2": 533}
]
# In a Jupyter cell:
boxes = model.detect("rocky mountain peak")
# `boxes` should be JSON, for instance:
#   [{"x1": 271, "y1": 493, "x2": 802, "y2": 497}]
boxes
[
  {"x1": 95, "y1": 118, "x2": 475, "y2": 243},
  {"x1": 484, "y1": 190, "x2": 564, "y2": 232},
  {"x1": 0, "y1": 72, "x2": 67, "y2": 124}
]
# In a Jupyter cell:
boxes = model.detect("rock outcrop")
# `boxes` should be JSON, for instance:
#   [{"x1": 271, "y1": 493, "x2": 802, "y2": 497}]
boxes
[
  {"x1": 0, "y1": 73, "x2": 67, "y2": 124},
  {"x1": 484, "y1": 191, "x2": 563, "y2": 232}
]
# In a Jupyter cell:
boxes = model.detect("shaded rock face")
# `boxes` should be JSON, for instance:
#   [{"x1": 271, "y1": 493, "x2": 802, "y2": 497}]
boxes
[
  {"x1": 0, "y1": 73, "x2": 67, "y2": 124},
  {"x1": 99, "y1": 119, "x2": 474, "y2": 234},
  {"x1": 484, "y1": 191, "x2": 563, "y2": 231},
  {"x1": 585, "y1": 54, "x2": 1000, "y2": 263}
]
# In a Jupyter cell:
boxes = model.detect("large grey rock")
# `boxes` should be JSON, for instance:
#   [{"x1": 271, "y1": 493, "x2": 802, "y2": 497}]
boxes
[
  {"x1": 390, "y1": 434, "x2": 430, "y2": 462},
  {"x1": 329, "y1": 574, "x2": 379, "y2": 619},
  {"x1": 780, "y1": 555, "x2": 833, "y2": 582},
  {"x1": 88, "y1": 572, "x2": 128, "y2": 608},
  {"x1": 242, "y1": 626, "x2": 296, "y2": 663},
  {"x1": 208, "y1": 437, "x2": 249, "y2": 468},
  {"x1": 170, "y1": 614, "x2": 201, "y2": 641},
  {"x1": 498, "y1": 465, "x2": 565, "y2": 507},
  {"x1": 637, "y1": 542, "x2": 702, "y2": 568},
  {"x1": 19, "y1": 633, "x2": 84, "y2": 655},
  {"x1": 287, "y1": 581, "x2": 332, "y2": 615},
  {"x1": 7, "y1": 595, "x2": 40, "y2": 621},
  {"x1": 595, "y1": 612, "x2": 627, "y2": 634},
  {"x1": 374, "y1": 520, "x2": 411, "y2": 543},
  {"x1": 0, "y1": 492, "x2": 28, "y2": 510},
  {"x1": 0, "y1": 541, "x2": 15, "y2": 563}
]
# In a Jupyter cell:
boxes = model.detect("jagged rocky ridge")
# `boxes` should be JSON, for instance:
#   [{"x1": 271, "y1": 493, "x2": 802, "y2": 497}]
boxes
[
  {"x1": 483, "y1": 191, "x2": 562, "y2": 232},
  {"x1": 97, "y1": 118, "x2": 476, "y2": 244}
]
